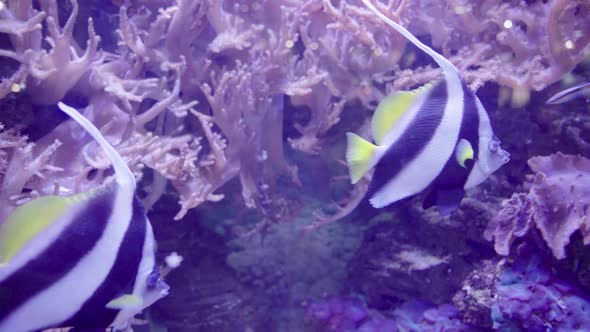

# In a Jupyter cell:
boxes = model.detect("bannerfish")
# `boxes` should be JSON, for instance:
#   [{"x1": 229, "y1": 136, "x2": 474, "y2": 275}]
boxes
[
  {"x1": 0, "y1": 102, "x2": 169, "y2": 331},
  {"x1": 346, "y1": 0, "x2": 510, "y2": 215},
  {"x1": 546, "y1": 81, "x2": 590, "y2": 104}
]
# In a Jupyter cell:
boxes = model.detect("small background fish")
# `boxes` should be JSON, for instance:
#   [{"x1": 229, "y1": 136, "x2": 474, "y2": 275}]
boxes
[{"x1": 546, "y1": 81, "x2": 590, "y2": 104}]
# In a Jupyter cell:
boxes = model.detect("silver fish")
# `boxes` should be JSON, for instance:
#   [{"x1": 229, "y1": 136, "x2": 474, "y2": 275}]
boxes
[{"x1": 546, "y1": 81, "x2": 590, "y2": 104}]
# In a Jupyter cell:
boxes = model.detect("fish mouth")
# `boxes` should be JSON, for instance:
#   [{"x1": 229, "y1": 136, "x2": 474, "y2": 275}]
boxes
[
  {"x1": 157, "y1": 279, "x2": 170, "y2": 296},
  {"x1": 499, "y1": 149, "x2": 510, "y2": 164}
]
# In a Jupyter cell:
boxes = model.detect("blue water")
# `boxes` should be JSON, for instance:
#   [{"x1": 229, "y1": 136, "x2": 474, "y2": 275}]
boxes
[{"x1": 0, "y1": 0, "x2": 589, "y2": 331}]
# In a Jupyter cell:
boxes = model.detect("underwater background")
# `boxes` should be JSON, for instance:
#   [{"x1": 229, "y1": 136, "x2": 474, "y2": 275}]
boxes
[{"x1": 1, "y1": 0, "x2": 590, "y2": 331}]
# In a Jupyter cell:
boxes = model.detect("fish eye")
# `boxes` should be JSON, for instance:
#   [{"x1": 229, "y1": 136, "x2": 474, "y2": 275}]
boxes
[{"x1": 489, "y1": 139, "x2": 500, "y2": 153}]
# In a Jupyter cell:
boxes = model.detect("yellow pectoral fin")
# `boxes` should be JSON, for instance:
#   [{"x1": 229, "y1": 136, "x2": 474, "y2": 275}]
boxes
[
  {"x1": 455, "y1": 139, "x2": 474, "y2": 168},
  {"x1": 106, "y1": 294, "x2": 143, "y2": 310},
  {"x1": 346, "y1": 133, "x2": 378, "y2": 184},
  {"x1": 0, "y1": 196, "x2": 71, "y2": 264}
]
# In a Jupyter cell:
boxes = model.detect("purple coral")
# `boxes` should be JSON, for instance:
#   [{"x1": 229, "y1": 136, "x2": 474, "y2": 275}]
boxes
[
  {"x1": 0, "y1": 0, "x2": 101, "y2": 104},
  {"x1": 492, "y1": 248, "x2": 590, "y2": 331},
  {"x1": 485, "y1": 153, "x2": 590, "y2": 259},
  {"x1": 308, "y1": 297, "x2": 369, "y2": 331},
  {"x1": 392, "y1": 301, "x2": 468, "y2": 332},
  {"x1": 307, "y1": 297, "x2": 468, "y2": 332},
  {"x1": 1, "y1": 0, "x2": 588, "y2": 225}
]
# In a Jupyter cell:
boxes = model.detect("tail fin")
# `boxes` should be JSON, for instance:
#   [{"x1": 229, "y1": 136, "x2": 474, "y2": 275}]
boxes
[
  {"x1": 57, "y1": 102, "x2": 135, "y2": 188},
  {"x1": 346, "y1": 133, "x2": 378, "y2": 184},
  {"x1": 360, "y1": 0, "x2": 458, "y2": 77}
]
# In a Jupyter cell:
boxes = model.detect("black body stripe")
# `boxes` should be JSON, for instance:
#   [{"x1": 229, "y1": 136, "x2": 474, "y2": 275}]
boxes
[
  {"x1": 429, "y1": 80, "x2": 480, "y2": 190},
  {"x1": 0, "y1": 187, "x2": 115, "y2": 322},
  {"x1": 367, "y1": 79, "x2": 448, "y2": 200},
  {"x1": 61, "y1": 195, "x2": 149, "y2": 329}
]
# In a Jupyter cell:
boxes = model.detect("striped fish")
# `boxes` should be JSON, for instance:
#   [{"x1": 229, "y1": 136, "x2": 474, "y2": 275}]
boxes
[
  {"x1": 0, "y1": 102, "x2": 169, "y2": 331},
  {"x1": 347, "y1": 0, "x2": 510, "y2": 215},
  {"x1": 546, "y1": 81, "x2": 590, "y2": 104}
]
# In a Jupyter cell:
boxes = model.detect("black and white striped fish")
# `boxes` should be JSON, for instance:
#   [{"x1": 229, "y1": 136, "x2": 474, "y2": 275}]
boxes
[
  {"x1": 0, "y1": 102, "x2": 169, "y2": 331},
  {"x1": 347, "y1": 0, "x2": 510, "y2": 215}
]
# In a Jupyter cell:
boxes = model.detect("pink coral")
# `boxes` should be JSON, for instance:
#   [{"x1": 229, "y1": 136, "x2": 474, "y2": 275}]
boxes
[
  {"x1": 0, "y1": 0, "x2": 102, "y2": 103},
  {"x1": 397, "y1": 0, "x2": 590, "y2": 92},
  {"x1": 485, "y1": 153, "x2": 590, "y2": 259},
  {"x1": 0, "y1": 0, "x2": 589, "y2": 224}
]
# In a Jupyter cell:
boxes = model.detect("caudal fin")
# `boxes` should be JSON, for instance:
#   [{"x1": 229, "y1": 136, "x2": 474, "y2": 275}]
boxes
[
  {"x1": 346, "y1": 133, "x2": 378, "y2": 184},
  {"x1": 57, "y1": 102, "x2": 135, "y2": 188}
]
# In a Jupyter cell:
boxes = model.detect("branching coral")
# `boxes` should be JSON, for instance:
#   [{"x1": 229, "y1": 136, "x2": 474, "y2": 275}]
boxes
[
  {"x1": 2, "y1": 1, "x2": 589, "y2": 331},
  {"x1": 0, "y1": 123, "x2": 26, "y2": 175},
  {"x1": 396, "y1": 0, "x2": 590, "y2": 92},
  {"x1": 0, "y1": 119, "x2": 65, "y2": 221},
  {"x1": 1, "y1": 0, "x2": 295, "y2": 220},
  {"x1": 485, "y1": 153, "x2": 590, "y2": 260},
  {"x1": 1, "y1": 0, "x2": 588, "y2": 223},
  {"x1": 0, "y1": 0, "x2": 103, "y2": 103}
]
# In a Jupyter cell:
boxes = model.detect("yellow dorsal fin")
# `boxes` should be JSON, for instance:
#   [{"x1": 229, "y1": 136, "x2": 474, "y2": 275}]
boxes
[
  {"x1": 455, "y1": 138, "x2": 474, "y2": 168},
  {"x1": 0, "y1": 190, "x2": 96, "y2": 264},
  {"x1": 371, "y1": 82, "x2": 433, "y2": 145},
  {"x1": 346, "y1": 133, "x2": 378, "y2": 184},
  {"x1": 0, "y1": 196, "x2": 71, "y2": 264}
]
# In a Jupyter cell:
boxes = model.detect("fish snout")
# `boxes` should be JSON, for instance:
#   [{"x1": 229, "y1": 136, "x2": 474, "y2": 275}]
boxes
[
  {"x1": 499, "y1": 148, "x2": 510, "y2": 164},
  {"x1": 157, "y1": 279, "x2": 170, "y2": 296}
]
